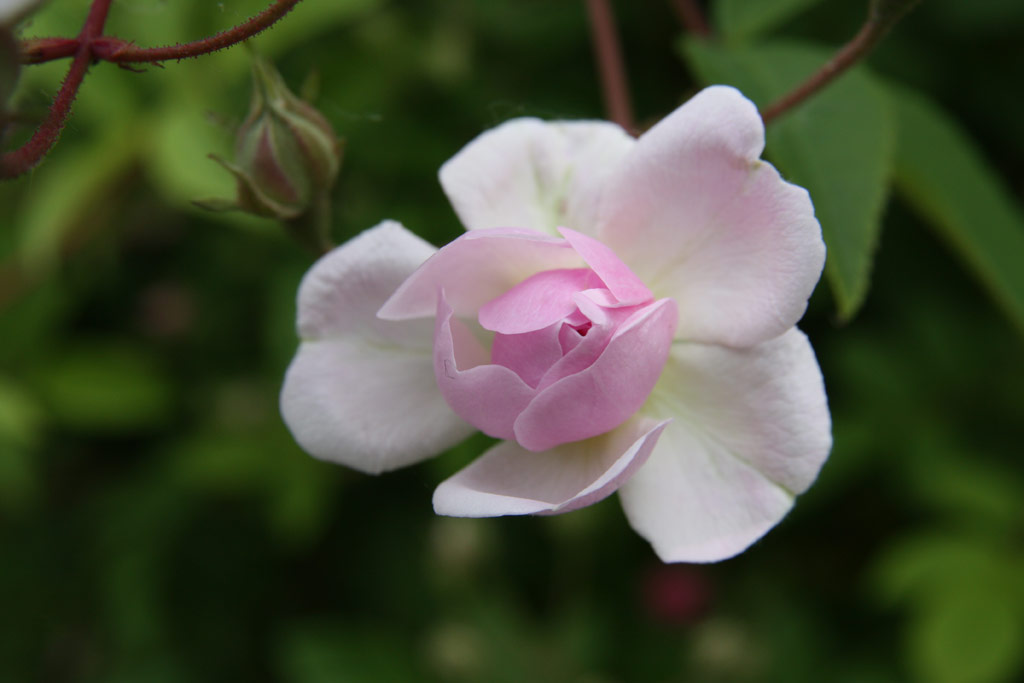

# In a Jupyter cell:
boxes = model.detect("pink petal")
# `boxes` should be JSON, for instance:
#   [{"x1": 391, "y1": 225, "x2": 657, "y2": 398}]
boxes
[
  {"x1": 513, "y1": 298, "x2": 678, "y2": 452},
  {"x1": 478, "y1": 268, "x2": 602, "y2": 334},
  {"x1": 281, "y1": 222, "x2": 474, "y2": 473},
  {"x1": 558, "y1": 321, "x2": 587, "y2": 355},
  {"x1": 619, "y1": 328, "x2": 832, "y2": 562},
  {"x1": 378, "y1": 228, "x2": 584, "y2": 321},
  {"x1": 433, "y1": 417, "x2": 669, "y2": 517},
  {"x1": 439, "y1": 118, "x2": 635, "y2": 236},
  {"x1": 490, "y1": 323, "x2": 565, "y2": 388},
  {"x1": 433, "y1": 292, "x2": 537, "y2": 440},
  {"x1": 559, "y1": 227, "x2": 652, "y2": 305},
  {"x1": 536, "y1": 302, "x2": 639, "y2": 391},
  {"x1": 594, "y1": 86, "x2": 825, "y2": 348}
]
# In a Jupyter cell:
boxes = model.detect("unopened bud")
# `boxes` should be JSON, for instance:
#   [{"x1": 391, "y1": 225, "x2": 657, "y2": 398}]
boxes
[{"x1": 197, "y1": 55, "x2": 342, "y2": 231}]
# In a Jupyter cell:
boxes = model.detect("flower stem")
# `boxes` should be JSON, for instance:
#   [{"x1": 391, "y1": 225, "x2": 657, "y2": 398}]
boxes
[
  {"x1": 1, "y1": 0, "x2": 112, "y2": 178},
  {"x1": 19, "y1": 36, "x2": 79, "y2": 64},
  {"x1": 3, "y1": 0, "x2": 302, "y2": 179},
  {"x1": 584, "y1": 0, "x2": 635, "y2": 134},
  {"x1": 670, "y1": 0, "x2": 710, "y2": 38},
  {"x1": 760, "y1": 0, "x2": 919, "y2": 125},
  {"x1": 93, "y1": 0, "x2": 302, "y2": 64}
]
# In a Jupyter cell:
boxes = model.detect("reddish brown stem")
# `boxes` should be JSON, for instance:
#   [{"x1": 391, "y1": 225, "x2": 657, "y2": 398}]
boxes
[
  {"x1": 94, "y1": 0, "x2": 301, "y2": 63},
  {"x1": 1, "y1": 0, "x2": 112, "y2": 179},
  {"x1": 670, "y1": 0, "x2": 710, "y2": 38},
  {"x1": 19, "y1": 36, "x2": 79, "y2": 64},
  {"x1": 4, "y1": 0, "x2": 302, "y2": 179},
  {"x1": 585, "y1": 0, "x2": 635, "y2": 134},
  {"x1": 760, "y1": 0, "x2": 919, "y2": 124}
]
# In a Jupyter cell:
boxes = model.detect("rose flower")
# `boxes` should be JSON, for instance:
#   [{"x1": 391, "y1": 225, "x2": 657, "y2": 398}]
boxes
[{"x1": 281, "y1": 86, "x2": 832, "y2": 563}]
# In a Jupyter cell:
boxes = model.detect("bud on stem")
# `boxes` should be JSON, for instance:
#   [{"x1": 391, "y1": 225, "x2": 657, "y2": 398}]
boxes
[{"x1": 196, "y1": 54, "x2": 342, "y2": 254}]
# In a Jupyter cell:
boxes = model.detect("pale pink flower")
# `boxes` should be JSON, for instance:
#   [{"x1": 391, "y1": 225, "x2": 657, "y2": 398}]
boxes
[{"x1": 280, "y1": 86, "x2": 832, "y2": 563}]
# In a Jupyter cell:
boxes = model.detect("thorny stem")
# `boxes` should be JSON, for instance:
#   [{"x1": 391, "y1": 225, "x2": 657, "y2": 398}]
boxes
[
  {"x1": 0, "y1": 0, "x2": 112, "y2": 178},
  {"x1": 2, "y1": 0, "x2": 302, "y2": 179},
  {"x1": 93, "y1": 0, "x2": 301, "y2": 64},
  {"x1": 760, "y1": 0, "x2": 920, "y2": 124},
  {"x1": 20, "y1": 36, "x2": 79, "y2": 64},
  {"x1": 585, "y1": 0, "x2": 635, "y2": 134},
  {"x1": 670, "y1": 0, "x2": 710, "y2": 38}
]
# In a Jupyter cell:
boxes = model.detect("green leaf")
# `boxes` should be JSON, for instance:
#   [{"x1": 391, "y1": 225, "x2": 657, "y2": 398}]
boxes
[
  {"x1": 909, "y1": 590, "x2": 1024, "y2": 683},
  {"x1": 889, "y1": 87, "x2": 1024, "y2": 337},
  {"x1": 713, "y1": 0, "x2": 827, "y2": 44},
  {"x1": 276, "y1": 622, "x2": 427, "y2": 683},
  {"x1": 13, "y1": 119, "x2": 141, "y2": 272},
  {"x1": 871, "y1": 534, "x2": 1024, "y2": 683},
  {"x1": 871, "y1": 535, "x2": 1015, "y2": 607},
  {"x1": 682, "y1": 39, "x2": 894, "y2": 319},
  {"x1": 35, "y1": 342, "x2": 174, "y2": 432}
]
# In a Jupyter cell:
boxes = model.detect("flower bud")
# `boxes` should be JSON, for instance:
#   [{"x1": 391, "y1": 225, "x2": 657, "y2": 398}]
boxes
[{"x1": 198, "y1": 56, "x2": 342, "y2": 227}]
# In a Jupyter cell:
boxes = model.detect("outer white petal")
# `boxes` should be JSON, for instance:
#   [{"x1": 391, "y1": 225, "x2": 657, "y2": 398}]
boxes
[
  {"x1": 281, "y1": 221, "x2": 474, "y2": 473},
  {"x1": 440, "y1": 118, "x2": 635, "y2": 236},
  {"x1": 619, "y1": 328, "x2": 831, "y2": 563},
  {"x1": 595, "y1": 86, "x2": 826, "y2": 348},
  {"x1": 434, "y1": 417, "x2": 669, "y2": 517}
]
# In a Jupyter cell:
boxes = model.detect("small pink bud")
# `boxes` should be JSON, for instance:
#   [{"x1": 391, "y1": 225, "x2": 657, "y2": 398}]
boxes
[{"x1": 197, "y1": 55, "x2": 342, "y2": 246}]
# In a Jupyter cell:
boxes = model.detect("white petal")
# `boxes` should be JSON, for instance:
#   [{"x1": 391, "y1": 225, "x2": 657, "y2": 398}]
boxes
[
  {"x1": 434, "y1": 417, "x2": 669, "y2": 517},
  {"x1": 281, "y1": 221, "x2": 474, "y2": 473},
  {"x1": 296, "y1": 220, "x2": 436, "y2": 343},
  {"x1": 619, "y1": 329, "x2": 831, "y2": 562},
  {"x1": 595, "y1": 86, "x2": 826, "y2": 348},
  {"x1": 440, "y1": 118, "x2": 635, "y2": 236}
]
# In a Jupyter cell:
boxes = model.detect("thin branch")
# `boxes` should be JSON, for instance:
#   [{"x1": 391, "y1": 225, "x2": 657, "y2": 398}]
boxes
[
  {"x1": 20, "y1": 0, "x2": 302, "y2": 65},
  {"x1": 4, "y1": 0, "x2": 302, "y2": 178},
  {"x1": 93, "y1": 0, "x2": 301, "y2": 63},
  {"x1": 19, "y1": 36, "x2": 79, "y2": 64},
  {"x1": 670, "y1": 0, "x2": 710, "y2": 38},
  {"x1": 1, "y1": 0, "x2": 113, "y2": 179},
  {"x1": 585, "y1": 0, "x2": 635, "y2": 134},
  {"x1": 761, "y1": 0, "x2": 919, "y2": 124}
]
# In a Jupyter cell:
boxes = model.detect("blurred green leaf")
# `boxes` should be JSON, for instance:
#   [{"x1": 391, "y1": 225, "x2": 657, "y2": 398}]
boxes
[
  {"x1": 168, "y1": 420, "x2": 336, "y2": 548},
  {"x1": 909, "y1": 590, "x2": 1024, "y2": 683},
  {"x1": 0, "y1": 378, "x2": 42, "y2": 513},
  {"x1": 250, "y1": 0, "x2": 383, "y2": 56},
  {"x1": 35, "y1": 342, "x2": 174, "y2": 432},
  {"x1": 93, "y1": 479, "x2": 192, "y2": 656},
  {"x1": 276, "y1": 621, "x2": 427, "y2": 683},
  {"x1": 0, "y1": 377, "x2": 43, "y2": 448},
  {"x1": 712, "y1": 0, "x2": 826, "y2": 43},
  {"x1": 872, "y1": 534, "x2": 1024, "y2": 683},
  {"x1": 871, "y1": 535, "x2": 1017, "y2": 608},
  {"x1": 14, "y1": 121, "x2": 141, "y2": 272},
  {"x1": 889, "y1": 87, "x2": 1024, "y2": 337},
  {"x1": 682, "y1": 38, "x2": 894, "y2": 319},
  {"x1": 910, "y1": 446, "x2": 1024, "y2": 530},
  {"x1": 0, "y1": 280, "x2": 67, "y2": 364}
]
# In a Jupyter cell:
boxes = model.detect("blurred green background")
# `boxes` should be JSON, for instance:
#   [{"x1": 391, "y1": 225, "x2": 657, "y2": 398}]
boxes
[{"x1": 1, "y1": 0, "x2": 1023, "y2": 681}]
